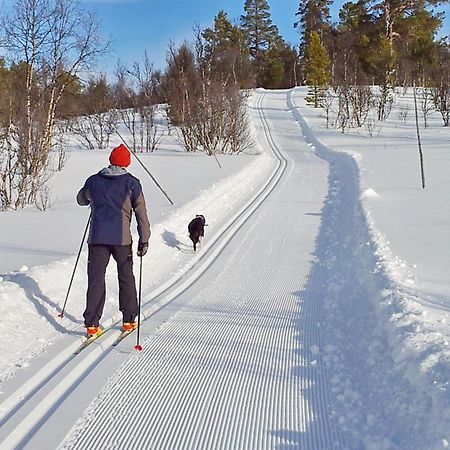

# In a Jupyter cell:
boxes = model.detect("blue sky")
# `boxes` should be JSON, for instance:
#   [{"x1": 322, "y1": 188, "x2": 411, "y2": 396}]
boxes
[
  {"x1": 83, "y1": 0, "x2": 305, "y2": 76},
  {"x1": 82, "y1": 0, "x2": 449, "y2": 78},
  {"x1": 10, "y1": 0, "x2": 444, "y2": 78}
]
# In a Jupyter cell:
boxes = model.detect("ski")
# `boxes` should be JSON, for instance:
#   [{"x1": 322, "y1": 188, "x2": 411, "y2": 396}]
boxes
[
  {"x1": 74, "y1": 328, "x2": 105, "y2": 354},
  {"x1": 112, "y1": 327, "x2": 137, "y2": 347}
]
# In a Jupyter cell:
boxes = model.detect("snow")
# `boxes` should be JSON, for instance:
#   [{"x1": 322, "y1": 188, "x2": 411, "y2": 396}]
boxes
[
  {"x1": 0, "y1": 87, "x2": 449, "y2": 449},
  {"x1": 289, "y1": 87, "x2": 450, "y2": 448},
  {"x1": 360, "y1": 188, "x2": 380, "y2": 199}
]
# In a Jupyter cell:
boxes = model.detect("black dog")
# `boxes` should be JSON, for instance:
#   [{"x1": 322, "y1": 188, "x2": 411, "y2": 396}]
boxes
[{"x1": 188, "y1": 215, "x2": 206, "y2": 251}]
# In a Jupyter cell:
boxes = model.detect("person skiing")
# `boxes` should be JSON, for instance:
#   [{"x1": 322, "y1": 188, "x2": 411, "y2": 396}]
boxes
[{"x1": 77, "y1": 143, "x2": 151, "y2": 338}]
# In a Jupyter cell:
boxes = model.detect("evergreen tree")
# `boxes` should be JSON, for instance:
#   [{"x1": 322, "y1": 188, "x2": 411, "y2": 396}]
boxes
[
  {"x1": 431, "y1": 42, "x2": 449, "y2": 126},
  {"x1": 260, "y1": 41, "x2": 300, "y2": 88},
  {"x1": 295, "y1": 0, "x2": 333, "y2": 54},
  {"x1": 54, "y1": 72, "x2": 83, "y2": 119},
  {"x1": 371, "y1": 34, "x2": 397, "y2": 119},
  {"x1": 82, "y1": 76, "x2": 112, "y2": 116},
  {"x1": 335, "y1": 0, "x2": 375, "y2": 84},
  {"x1": 397, "y1": 5, "x2": 443, "y2": 86},
  {"x1": 260, "y1": 46, "x2": 285, "y2": 88},
  {"x1": 329, "y1": 0, "x2": 445, "y2": 87},
  {"x1": 240, "y1": 0, "x2": 280, "y2": 59},
  {"x1": 240, "y1": 0, "x2": 281, "y2": 85},
  {"x1": 162, "y1": 43, "x2": 200, "y2": 128},
  {"x1": 304, "y1": 31, "x2": 331, "y2": 107},
  {"x1": 202, "y1": 10, "x2": 253, "y2": 87},
  {"x1": 0, "y1": 59, "x2": 11, "y2": 128},
  {"x1": 372, "y1": 0, "x2": 444, "y2": 56}
]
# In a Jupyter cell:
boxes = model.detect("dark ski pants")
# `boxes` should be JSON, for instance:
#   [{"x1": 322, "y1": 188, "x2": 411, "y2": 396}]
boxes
[{"x1": 83, "y1": 244, "x2": 138, "y2": 327}]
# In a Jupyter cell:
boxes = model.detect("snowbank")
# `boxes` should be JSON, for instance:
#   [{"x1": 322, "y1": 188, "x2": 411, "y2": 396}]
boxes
[{"x1": 289, "y1": 87, "x2": 450, "y2": 449}]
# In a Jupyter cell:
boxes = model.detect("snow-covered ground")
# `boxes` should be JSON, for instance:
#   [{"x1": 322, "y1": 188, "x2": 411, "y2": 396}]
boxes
[
  {"x1": 289, "y1": 87, "x2": 450, "y2": 449},
  {"x1": 0, "y1": 112, "x2": 277, "y2": 382},
  {"x1": 0, "y1": 87, "x2": 449, "y2": 449},
  {"x1": 293, "y1": 87, "x2": 449, "y2": 300}
]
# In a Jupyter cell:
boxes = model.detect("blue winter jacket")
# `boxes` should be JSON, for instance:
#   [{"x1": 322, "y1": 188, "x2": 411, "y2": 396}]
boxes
[{"x1": 77, "y1": 166, "x2": 151, "y2": 246}]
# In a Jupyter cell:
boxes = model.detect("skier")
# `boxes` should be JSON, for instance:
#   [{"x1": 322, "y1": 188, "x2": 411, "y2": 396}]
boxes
[{"x1": 77, "y1": 143, "x2": 151, "y2": 338}]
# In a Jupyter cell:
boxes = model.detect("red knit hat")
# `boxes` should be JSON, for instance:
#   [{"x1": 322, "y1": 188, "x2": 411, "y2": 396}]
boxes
[{"x1": 109, "y1": 144, "x2": 131, "y2": 167}]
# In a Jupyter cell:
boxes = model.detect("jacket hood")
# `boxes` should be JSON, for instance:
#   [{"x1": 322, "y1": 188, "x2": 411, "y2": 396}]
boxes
[{"x1": 99, "y1": 165, "x2": 128, "y2": 178}]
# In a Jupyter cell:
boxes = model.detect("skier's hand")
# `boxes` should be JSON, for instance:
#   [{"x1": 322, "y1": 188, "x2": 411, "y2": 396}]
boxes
[{"x1": 137, "y1": 242, "x2": 148, "y2": 257}]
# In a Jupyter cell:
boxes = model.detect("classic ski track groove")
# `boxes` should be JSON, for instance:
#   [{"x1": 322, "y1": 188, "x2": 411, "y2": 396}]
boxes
[
  {"x1": 0, "y1": 92, "x2": 289, "y2": 450},
  {"x1": 61, "y1": 91, "x2": 344, "y2": 449}
]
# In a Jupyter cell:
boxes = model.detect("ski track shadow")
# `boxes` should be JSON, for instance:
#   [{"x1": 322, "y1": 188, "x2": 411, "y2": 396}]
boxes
[
  {"x1": 3, "y1": 273, "x2": 81, "y2": 331},
  {"x1": 162, "y1": 229, "x2": 191, "y2": 253}
]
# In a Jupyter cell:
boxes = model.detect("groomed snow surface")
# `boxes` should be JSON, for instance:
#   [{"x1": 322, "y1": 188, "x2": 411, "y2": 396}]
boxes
[{"x1": 0, "y1": 88, "x2": 449, "y2": 449}]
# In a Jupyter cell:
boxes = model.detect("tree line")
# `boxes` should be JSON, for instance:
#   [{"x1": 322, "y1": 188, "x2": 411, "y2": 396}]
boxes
[
  {"x1": 0, "y1": 0, "x2": 448, "y2": 210},
  {"x1": 297, "y1": 0, "x2": 448, "y2": 88},
  {"x1": 297, "y1": 0, "x2": 449, "y2": 128}
]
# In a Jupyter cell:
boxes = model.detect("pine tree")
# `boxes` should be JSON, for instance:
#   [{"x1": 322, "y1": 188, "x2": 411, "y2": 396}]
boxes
[
  {"x1": 397, "y1": 5, "x2": 443, "y2": 86},
  {"x1": 240, "y1": 0, "x2": 280, "y2": 59},
  {"x1": 240, "y1": 0, "x2": 281, "y2": 85},
  {"x1": 304, "y1": 31, "x2": 331, "y2": 107},
  {"x1": 202, "y1": 10, "x2": 252, "y2": 87},
  {"x1": 0, "y1": 59, "x2": 11, "y2": 127},
  {"x1": 371, "y1": 34, "x2": 397, "y2": 119},
  {"x1": 260, "y1": 41, "x2": 300, "y2": 88},
  {"x1": 295, "y1": 0, "x2": 332, "y2": 54},
  {"x1": 314, "y1": 0, "x2": 446, "y2": 87},
  {"x1": 335, "y1": 0, "x2": 375, "y2": 84},
  {"x1": 82, "y1": 76, "x2": 111, "y2": 116}
]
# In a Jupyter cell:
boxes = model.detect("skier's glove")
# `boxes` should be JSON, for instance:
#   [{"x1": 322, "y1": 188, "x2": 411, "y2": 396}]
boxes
[{"x1": 137, "y1": 242, "x2": 148, "y2": 257}]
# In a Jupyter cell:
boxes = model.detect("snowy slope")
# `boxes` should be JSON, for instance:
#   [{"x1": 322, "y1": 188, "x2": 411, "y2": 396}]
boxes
[
  {"x1": 0, "y1": 88, "x2": 449, "y2": 449},
  {"x1": 0, "y1": 133, "x2": 275, "y2": 383}
]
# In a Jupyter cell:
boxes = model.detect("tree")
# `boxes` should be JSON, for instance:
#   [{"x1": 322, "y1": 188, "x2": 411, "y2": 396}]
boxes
[
  {"x1": 334, "y1": 0, "x2": 374, "y2": 85},
  {"x1": 372, "y1": 0, "x2": 445, "y2": 56},
  {"x1": 240, "y1": 0, "x2": 281, "y2": 85},
  {"x1": 0, "y1": 0, "x2": 107, "y2": 209},
  {"x1": 55, "y1": 73, "x2": 83, "y2": 119},
  {"x1": 0, "y1": 60, "x2": 15, "y2": 209},
  {"x1": 258, "y1": 40, "x2": 301, "y2": 88},
  {"x1": 162, "y1": 42, "x2": 201, "y2": 150},
  {"x1": 399, "y1": 6, "x2": 442, "y2": 86},
  {"x1": 128, "y1": 53, "x2": 164, "y2": 152},
  {"x1": 372, "y1": 34, "x2": 397, "y2": 120},
  {"x1": 295, "y1": 0, "x2": 333, "y2": 55},
  {"x1": 163, "y1": 35, "x2": 251, "y2": 156},
  {"x1": 202, "y1": 10, "x2": 253, "y2": 87},
  {"x1": 431, "y1": 43, "x2": 450, "y2": 126},
  {"x1": 304, "y1": 31, "x2": 331, "y2": 107},
  {"x1": 0, "y1": 59, "x2": 11, "y2": 129},
  {"x1": 70, "y1": 75, "x2": 117, "y2": 151}
]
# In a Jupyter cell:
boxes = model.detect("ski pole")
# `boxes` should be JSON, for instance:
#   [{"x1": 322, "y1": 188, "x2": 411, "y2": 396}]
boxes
[
  {"x1": 212, "y1": 152, "x2": 222, "y2": 168},
  {"x1": 58, "y1": 213, "x2": 91, "y2": 318},
  {"x1": 114, "y1": 129, "x2": 174, "y2": 205},
  {"x1": 134, "y1": 254, "x2": 143, "y2": 351}
]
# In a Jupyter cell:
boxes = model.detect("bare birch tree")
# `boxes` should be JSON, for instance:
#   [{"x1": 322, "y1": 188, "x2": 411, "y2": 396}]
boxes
[
  {"x1": 70, "y1": 75, "x2": 117, "y2": 150},
  {"x1": 0, "y1": 0, "x2": 107, "y2": 209},
  {"x1": 113, "y1": 59, "x2": 163, "y2": 153},
  {"x1": 164, "y1": 34, "x2": 252, "y2": 156},
  {"x1": 432, "y1": 60, "x2": 450, "y2": 127},
  {"x1": 129, "y1": 53, "x2": 164, "y2": 152}
]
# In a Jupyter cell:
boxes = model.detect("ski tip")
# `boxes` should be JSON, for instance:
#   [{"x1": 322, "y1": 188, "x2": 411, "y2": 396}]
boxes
[{"x1": 134, "y1": 344, "x2": 142, "y2": 351}]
